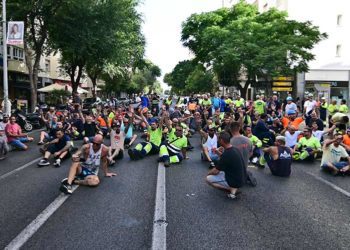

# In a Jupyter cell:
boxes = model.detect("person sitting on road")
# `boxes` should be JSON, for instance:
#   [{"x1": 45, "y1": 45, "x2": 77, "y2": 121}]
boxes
[
  {"x1": 293, "y1": 127, "x2": 321, "y2": 162},
  {"x1": 38, "y1": 116, "x2": 61, "y2": 145},
  {"x1": 307, "y1": 111, "x2": 324, "y2": 131},
  {"x1": 244, "y1": 126, "x2": 262, "y2": 164},
  {"x1": 281, "y1": 109, "x2": 304, "y2": 130},
  {"x1": 108, "y1": 122, "x2": 125, "y2": 165},
  {"x1": 206, "y1": 131, "x2": 246, "y2": 199},
  {"x1": 121, "y1": 117, "x2": 137, "y2": 149},
  {"x1": 0, "y1": 114, "x2": 9, "y2": 160},
  {"x1": 158, "y1": 124, "x2": 188, "y2": 167},
  {"x1": 38, "y1": 129, "x2": 72, "y2": 167},
  {"x1": 81, "y1": 113, "x2": 100, "y2": 144},
  {"x1": 128, "y1": 112, "x2": 163, "y2": 161},
  {"x1": 5, "y1": 115, "x2": 34, "y2": 150},
  {"x1": 283, "y1": 125, "x2": 302, "y2": 149},
  {"x1": 341, "y1": 128, "x2": 350, "y2": 154},
  {"x1": 259, "y1": 136, "x2": 293, "y2": 177},
  {"x1": 201, "y1": 125, "x2": 219, "y2": 169},
  {"x1": 59, "y1": 134, "x2": 116, "y2": 194},
  {"x1": 311, "y1": 122, "x2": 336, "y2": 143},
  {"x1": 41, "y1": 106, "x2": 56, "y2": 130},
  {"x1": 321, "y1": 133, "x2": 350, "y2": 176}
]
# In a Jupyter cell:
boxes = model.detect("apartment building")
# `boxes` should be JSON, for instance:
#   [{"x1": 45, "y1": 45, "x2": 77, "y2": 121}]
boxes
[{"x1": 251, "y1": 0, "x2": 350, "y2": 102}]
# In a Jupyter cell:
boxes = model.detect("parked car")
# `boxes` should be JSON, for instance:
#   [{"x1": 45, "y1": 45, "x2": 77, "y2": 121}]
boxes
[
  {"x1": 82, "y1": 97, "x2": 102, "y2": 110},
  {"x1": 117, "y1": 97, "x2": 130, "y2": 106}
]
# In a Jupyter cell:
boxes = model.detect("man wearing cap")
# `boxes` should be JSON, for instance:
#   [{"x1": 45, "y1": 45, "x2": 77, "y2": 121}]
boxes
[
  {"x1": 304, "y1": 94, "x2": 317, "y2": 115},
  {"x1": 284, "y1": 97, "x2": 297, "y2": 115},
  {"x1": 281, "y1": 109, "x2": 304, "y2": 130},
  {"x1": 259, "y1": 136, "x2": 293, "y2": 177},
  {"x1": 321, "y1": 133, "x2": 350, "y2": 175}
]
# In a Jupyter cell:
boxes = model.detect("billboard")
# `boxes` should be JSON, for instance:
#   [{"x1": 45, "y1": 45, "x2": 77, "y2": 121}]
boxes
[{"x1": 7, "y1": 21, "x2": 24, "y2": 45}]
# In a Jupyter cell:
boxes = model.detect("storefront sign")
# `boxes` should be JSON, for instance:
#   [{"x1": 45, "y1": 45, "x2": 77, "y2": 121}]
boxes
[
  {"x1": 272, "y1": 82, "x2": 292, "y2": 87},
  {"x1": 272, "y1": 87, "x2": 293, "y2": 92},
  {"x1": 272, "y1": 76, "x2": 294, "y2": 81}
]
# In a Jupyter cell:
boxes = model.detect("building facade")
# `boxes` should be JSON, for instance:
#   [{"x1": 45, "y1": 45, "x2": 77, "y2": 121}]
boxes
[{"x1": 251, "y1": 0, "x2": 350, "y2": 102}]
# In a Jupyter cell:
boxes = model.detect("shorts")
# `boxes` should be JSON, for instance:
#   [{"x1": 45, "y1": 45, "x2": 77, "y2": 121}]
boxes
[
  {"x1": 78, "y1": 166, "x2": 97, "y2": 178},
  {"x1": 47, "y1": 144, "x2": 61, "y2": 154},
  {"x1": 207, "y1": 171, "x2": 230, "y2": 188},
  {"x1": 9, "y1": 138, "x2": 29, "y2": 150},
  {"x1": 321, "y1": 162, "x2": 348, "y2": 170}
]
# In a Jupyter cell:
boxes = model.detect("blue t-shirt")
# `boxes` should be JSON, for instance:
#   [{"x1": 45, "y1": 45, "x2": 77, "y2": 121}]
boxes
[{"x1": 56, "y1": 134, "x2": 71, "y2": 151}]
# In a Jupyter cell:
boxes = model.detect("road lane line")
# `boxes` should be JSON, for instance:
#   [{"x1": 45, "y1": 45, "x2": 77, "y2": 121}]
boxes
[
  {"x1": 0, "y1": 157, "x2": 41, "y2": 181},
  {"x1": 5, "y1": 186, "x2": 79, "y2": 250},
  {"x1": 306, "y1": 172, "x2": 350, "y2": 198},
  {"x1": 152, "y1": 163, "x2": 167, "y2": 250}
]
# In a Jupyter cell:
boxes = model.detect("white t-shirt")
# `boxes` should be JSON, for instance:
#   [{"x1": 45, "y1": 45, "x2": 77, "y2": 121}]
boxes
[
  {"x1": 312, "y1": 130, "x2": 325, "y2": 141},
  {"x1": 321, "y1": 143, "x2": 349, "y2": 166},
  {"x1": 110, "y1": 130, "x2": 125, "y2": 150},
  {"x1": 304, "y1": 100, "x2": 317, "y2": 114},
  {"x1": 285, "y1": 131, "x2": 302, "y2": 147},
  {"x1": 203, "y1": 134, "x2": 218, "y2": 154}
]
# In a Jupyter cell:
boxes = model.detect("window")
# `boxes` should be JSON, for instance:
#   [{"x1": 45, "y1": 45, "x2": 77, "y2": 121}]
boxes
[
  {"x1": 13, "y1": 47, "x2": 24, "y2": 61},
  {"x1": 336, "y1": 44, "x2": 342, "y2": 57},
  {"x1": 45, "y1": 59, "x2": 50, "y2": 72},
  {"x1": 337, "y1": 14, "x2": 342, "y2": 26}
]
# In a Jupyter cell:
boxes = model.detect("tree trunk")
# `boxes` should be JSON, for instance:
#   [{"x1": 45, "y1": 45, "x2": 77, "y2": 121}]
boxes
[
  {"x1": 70, "y1": 65, "x2": 84, "y2": 96},
  {"x1": 91, "y1": 77, "x2": 97, "y2": 98},
  {"x1": 238, "y1": 82, "x2": 250, "y2": 100},
  {"x1": 24, "y1": 41, "x2": 38, "y2": 112}
]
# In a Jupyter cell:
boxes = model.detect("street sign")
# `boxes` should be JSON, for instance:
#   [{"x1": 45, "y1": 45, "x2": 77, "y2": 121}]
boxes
[
  {"x1": 272, "y1": 76, "x2": 294, "y2": 81},
  {"x1": 272, "y1": 87, "x2": 293, "y2": 92},
  {"x1": 272, "y1": 82, "x2": 292, "y2": 87}
]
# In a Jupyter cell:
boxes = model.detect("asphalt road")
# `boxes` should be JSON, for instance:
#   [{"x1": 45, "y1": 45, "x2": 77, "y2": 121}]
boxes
[{"x1": 1, "y1": 131, "x2": 350, "y2": 250}]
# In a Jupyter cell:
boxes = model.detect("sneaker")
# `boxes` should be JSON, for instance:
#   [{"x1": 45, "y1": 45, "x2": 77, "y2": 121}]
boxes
[
  {"x1": 59, "y1": 182, "x2": 72, "y2": 195},
  {"x1": 128, "y1": 149, "x2": 135, "y2": 160},
  {"x1": 227, "y1": 193, "x2": 237, "y2": 199},
  {"x1": 37, "y1": 159, "x2": 50, "y2": 167},
  {"x1": 164, "y1": 159, "x2": 170, "y2": 168},
  {"x1": 209, "y1": 161, "x2": 215, "y2": 169},
  {"x1": 246, "y1": 171, "x2": 257, "y2": 187},
  {"x1": 37, "y1": 141, "x2": 44, "y2": 145},
  {"x1": 53, "y1": 159, "x2": 61, "y2": 168},
  {"x1": 251, "y1": 157, "x2": 258, "y2": 164}
]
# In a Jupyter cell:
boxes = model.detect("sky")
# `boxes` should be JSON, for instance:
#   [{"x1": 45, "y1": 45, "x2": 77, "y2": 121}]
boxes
[{"x1": 138, "y1": 0, "x2": 233, "y2": 90}]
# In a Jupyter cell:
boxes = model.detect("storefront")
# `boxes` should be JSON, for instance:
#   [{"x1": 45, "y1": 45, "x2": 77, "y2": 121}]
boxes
[{"x1": 305, "y1": 80, "x2": 349, "y2": 102}]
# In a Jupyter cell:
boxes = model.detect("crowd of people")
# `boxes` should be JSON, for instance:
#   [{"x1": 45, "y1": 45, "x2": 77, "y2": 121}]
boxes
[{"x1": 0, "y1": 92, "x2": 349, "y2": 199}]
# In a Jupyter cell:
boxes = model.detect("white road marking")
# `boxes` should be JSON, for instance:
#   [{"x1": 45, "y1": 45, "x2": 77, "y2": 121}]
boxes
[
  {"x1": 4, "y1": 186, "x2": 79, "y2": 250},
  {"x1": 306, "y1": 172, "x2": 350, "y2": 198},
  {"x1": 152, "y1": 163, "x2": 167, "y2": 250},
  {"x1": 0, "y1": 157, "x2": 41, "y2": 181}
]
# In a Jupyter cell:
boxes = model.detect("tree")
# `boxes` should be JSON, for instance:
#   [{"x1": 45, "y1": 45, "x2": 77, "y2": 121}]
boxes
[
  {"x1": 7, "y1": 0, "x2": 63, "y2": 111},
  {"x1": 186, "y1": 66, "x2": 217, "y2": 93},
  {"x1": 48, "y1": 0, "x2": 143, "y2": 94},
  {"x1": 163, "y1": 60, "x2": 196, "y2": 95},
  {"x1": 181, "y1": 0, "x2": 327, "y2": 98}
]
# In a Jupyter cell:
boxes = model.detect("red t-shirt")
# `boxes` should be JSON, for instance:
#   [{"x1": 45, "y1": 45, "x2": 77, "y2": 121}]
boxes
[{"x1": 5, "y1": 123, "x2": 22, "y2": 142}]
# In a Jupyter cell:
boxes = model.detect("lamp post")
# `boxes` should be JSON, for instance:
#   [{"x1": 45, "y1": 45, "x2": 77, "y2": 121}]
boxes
[{"x1": 2, "y1": 0, "x2": 9, "y2": 115}]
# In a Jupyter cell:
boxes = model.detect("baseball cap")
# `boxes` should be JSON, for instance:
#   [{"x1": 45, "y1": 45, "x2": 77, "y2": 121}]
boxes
[
  {"x1": 184, "y1": 110, "x2": 190, "y2": 115},
  {"x1": 287, "y1": 110, "x2": 296, "y2": 115},
  {"x1": 321, "y1": 97, "x2": 326, "y2": 100},
  {"x1": 286, "y1": 97, "x2": 293, "y2": 101}
]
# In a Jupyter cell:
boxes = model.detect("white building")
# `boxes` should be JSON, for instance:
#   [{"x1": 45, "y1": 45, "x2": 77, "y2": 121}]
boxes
[{"x1": 251, "y1": 0, "x2": 350, "y2": 102}]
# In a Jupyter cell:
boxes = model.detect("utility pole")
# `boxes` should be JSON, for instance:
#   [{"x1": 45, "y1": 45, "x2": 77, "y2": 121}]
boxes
[{"x1": 2, "y1": 0, "x2": 9, "y2": 115}]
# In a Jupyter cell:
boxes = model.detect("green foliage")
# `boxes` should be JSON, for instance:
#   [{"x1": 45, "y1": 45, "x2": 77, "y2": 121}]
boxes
[
  {"x1": 164, "y1": 60, "x2": 217, "y2": 95},
  {"x1": 48, "y1": 0, "x2": 145, "y2": 94},
  {"x1": 45, "y1": 89, "x2": 70, "y2": 106},
  {"x1": 181, "y1": 0, "x2": 327, "y2": 96}
]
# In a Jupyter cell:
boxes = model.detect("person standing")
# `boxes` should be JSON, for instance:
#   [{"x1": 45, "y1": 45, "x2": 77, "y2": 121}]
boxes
[
  {"x1": 319, "y1": 97, "x2": 328, "y2": 124},
  {"x1": 206, "y1": 131, "x2": 245, "y2": 199}
]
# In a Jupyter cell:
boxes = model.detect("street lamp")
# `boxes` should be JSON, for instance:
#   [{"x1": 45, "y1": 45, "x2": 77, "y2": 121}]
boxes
[{"x1": 2, "y1": 0, "x2": 9, "y2": 115}]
